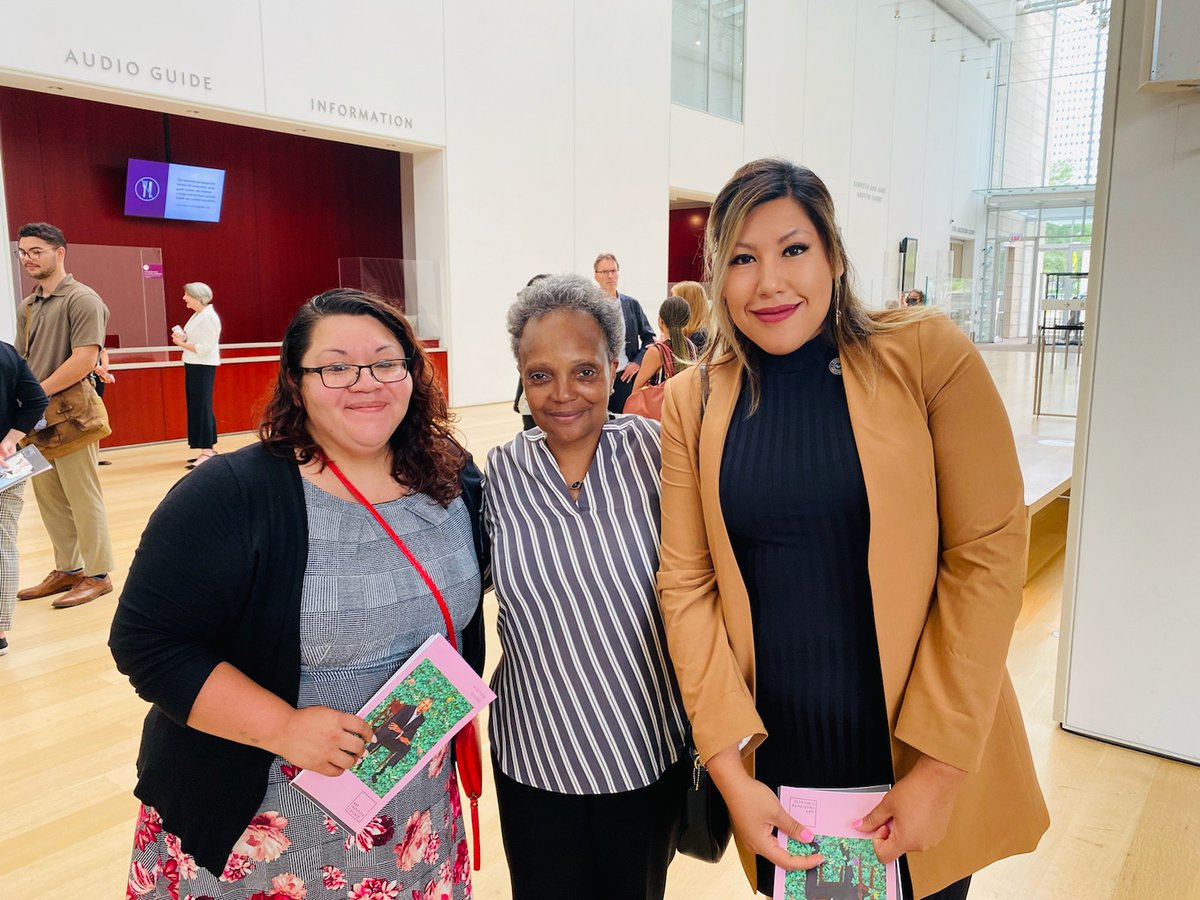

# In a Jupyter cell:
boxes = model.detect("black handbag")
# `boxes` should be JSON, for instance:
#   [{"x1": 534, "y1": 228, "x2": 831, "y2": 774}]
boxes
[
  {"x1": 676, "y1": 741, "x2": 733, "y2": 863},
  {"x1": 676, "y1": 367, "x2": 732, "y2": 863}
]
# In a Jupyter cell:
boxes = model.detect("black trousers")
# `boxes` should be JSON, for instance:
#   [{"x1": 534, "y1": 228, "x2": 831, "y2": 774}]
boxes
[
  {"x1": 183, "y1": 363, "x2": 218, "y2": 449},
  {"x1": 609, "y1": 368, "x2": 635, "y2": 414},
  {"x1": 493, "y1": 754, "x2": 689, "y2": 900}
]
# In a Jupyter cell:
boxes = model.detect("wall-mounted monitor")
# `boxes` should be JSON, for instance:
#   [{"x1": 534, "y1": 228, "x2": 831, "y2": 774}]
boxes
[{"x1": 124, "y1": 158, "x2": 225, "y2": 223}]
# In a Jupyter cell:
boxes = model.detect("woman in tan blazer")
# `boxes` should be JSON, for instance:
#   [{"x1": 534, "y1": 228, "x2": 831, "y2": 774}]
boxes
[{"x1": 657, "y1": 158, "x2": 1048, "y2": 899}]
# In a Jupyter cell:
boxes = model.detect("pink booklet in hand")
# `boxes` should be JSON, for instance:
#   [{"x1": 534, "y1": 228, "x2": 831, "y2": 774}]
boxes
[
  {"x1": 291, "y1": 633, "x2": 495, "y2": 834},
  {"x1": 773, "y1": 785, "x2": 903, "y2": 900}
]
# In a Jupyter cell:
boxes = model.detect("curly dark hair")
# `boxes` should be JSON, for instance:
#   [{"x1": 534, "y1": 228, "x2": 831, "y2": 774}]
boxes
[{"x1": 258, "y1": 288, "x2": 465, "y2": 507}]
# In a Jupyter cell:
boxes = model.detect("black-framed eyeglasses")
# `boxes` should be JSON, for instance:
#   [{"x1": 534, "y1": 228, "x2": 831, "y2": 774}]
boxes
[
  {"x1": 14, "y1": 247, "x2": 52, "y2": 261},
  {"x1": 299, "y1": 358, "x2": 410, "y2": 389}
]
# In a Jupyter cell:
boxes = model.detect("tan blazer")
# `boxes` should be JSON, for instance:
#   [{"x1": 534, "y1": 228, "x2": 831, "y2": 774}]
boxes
[{"x1": 657, "y1": 315, "x2": 1049, "y2": 898}]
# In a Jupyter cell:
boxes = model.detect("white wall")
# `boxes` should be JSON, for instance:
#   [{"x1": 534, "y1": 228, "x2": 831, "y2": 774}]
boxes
[
  {"x1": 439, "y1": 0, "x2": 671, "y2": 406},
  {"x1": 666, "y1": 0, "x2": 994, "y2": 309},
  {"x1": 1057, "y1": 0, "x2": 1200, "y2": 763},
  {"x1": 0, "y1": 0, "x2": 992, "y2": 404},
  {"x1": 0, "y1": 0, "x2": 446, "y2": 148}
]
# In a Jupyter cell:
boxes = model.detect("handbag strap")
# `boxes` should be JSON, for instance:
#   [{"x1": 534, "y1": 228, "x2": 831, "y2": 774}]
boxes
[
  {"x1": 324, "y1": 457, "x2": 484, "y2": 870},
  {"x1": 659, "y1": 340, "x2": 676, "y2": 380},
  {"x1": 323, "y1": 459, "x2": 457, "y2": 652}
]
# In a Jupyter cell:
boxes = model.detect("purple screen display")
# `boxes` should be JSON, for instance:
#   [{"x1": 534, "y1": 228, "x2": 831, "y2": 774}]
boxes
[
  {"x1": 124, "y1": 158, "x2": 225, "y2": 223},
  {"x1": 124, "y1": 159, "x2": 170, "y2": 218}
]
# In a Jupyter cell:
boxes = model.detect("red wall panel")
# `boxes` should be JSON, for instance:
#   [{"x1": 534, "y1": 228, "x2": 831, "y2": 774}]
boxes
[
  {"x1": 1, "y1": 86, "x2": 404, "y2": 345},
  {"x1": 101, "y1": 361, "x2": 278, "y2": 449},
  {"x1": 668, "y1": 207, "x2": 709, "y2": 284}
]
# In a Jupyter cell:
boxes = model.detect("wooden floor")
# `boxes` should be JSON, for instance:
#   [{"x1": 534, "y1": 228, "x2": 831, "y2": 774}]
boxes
[{"x1": 1, "y1": 348, "x2": 1196, "y2": 899}]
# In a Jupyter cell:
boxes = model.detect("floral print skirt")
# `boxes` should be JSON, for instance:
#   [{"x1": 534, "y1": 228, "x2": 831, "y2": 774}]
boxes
[{"x1": 126, "y1": 746, "x2": 471, "y2": 900}]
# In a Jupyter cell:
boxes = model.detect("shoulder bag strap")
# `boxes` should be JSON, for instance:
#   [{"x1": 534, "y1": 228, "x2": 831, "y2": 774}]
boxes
[
  {"x1": 660, "y1": 340, "x2": 676, "y2": 380},
  {"x1": 323, "y1": 459, "x2": 457, "y2": 651}
]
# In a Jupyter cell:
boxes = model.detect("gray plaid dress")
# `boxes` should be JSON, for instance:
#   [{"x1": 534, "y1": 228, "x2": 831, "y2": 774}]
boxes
[{"x1": 127, "y1": 479, "x2": 480, "y2": 900}]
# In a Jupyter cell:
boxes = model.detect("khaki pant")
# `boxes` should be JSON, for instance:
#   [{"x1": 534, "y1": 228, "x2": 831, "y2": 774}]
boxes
[{"x1": 31, "y1": 441, "x2": 114, "y2": 575}]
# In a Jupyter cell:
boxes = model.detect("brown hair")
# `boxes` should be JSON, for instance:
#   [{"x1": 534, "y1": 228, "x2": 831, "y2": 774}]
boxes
[
  {"x1": 258, "y1": 288, "x2": 465, "y2": 506},
  {"x1": 18, "y1": 222, "x2": 67, "y2": 248},
  {"x1": 703, "y1": 158, "x2": 936, "y2": 406},
  {"x1": 657, "y1": 295, "x2": 694, "y2": 373},
  {"x1": 671, "y1": 280, "x2": 710, "y2": 338}
]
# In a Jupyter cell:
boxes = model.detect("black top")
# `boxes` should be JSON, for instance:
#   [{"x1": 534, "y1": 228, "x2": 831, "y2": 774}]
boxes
[
  {"x1": 109, "y1": 443, "x2": 489, "y2": 874},
  {"x1": 0, "y1": 341, "x2": 49, "y2": 437},
  {"x1": 718, "y1": 336, "x2": 893, "y2": 888}
]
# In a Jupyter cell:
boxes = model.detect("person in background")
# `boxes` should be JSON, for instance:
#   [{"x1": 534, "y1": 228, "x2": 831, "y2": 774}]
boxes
[
  {"x1": 0, "y1": 342, "x2": 49, "y2": 655},
  {"x1": 629, "y1": 295, "x2": 697, "y2": 395},
  {"x1": 657, "y1": 158, "x2": 1048, "y2": 900},
  {"x1": 593, "y1": 252, "x2": 655, "y2": 414},
  {"x1": 511, "y1": 274, "x2": 549, "y2": 432},
  {"x1": 905, "y1": 288, "x2": 926, "y2": 307},
  {"x1": 485, "y1": 273, "x2": 689, "y2": 900},
  {"x1": 171, "y1": 282, "x2": 222, "y2": 469},
  {"x1": 670, "y1": 280, "x2": 711, "y2": 353},
  {"x1": 92, "y1": 347, "x2": 115, "y2": 397},
  {"x1": 14, "y1": 221, "x2": 115, "y2": 610},
  {"x1": 110, "y1": 289, "x2": 486, "y2": 900}
]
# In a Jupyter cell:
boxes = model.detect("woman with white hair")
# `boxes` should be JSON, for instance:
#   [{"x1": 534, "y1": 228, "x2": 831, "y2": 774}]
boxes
[{"x1": 171, "y1": 282, "x2": 222, "y2": 469}]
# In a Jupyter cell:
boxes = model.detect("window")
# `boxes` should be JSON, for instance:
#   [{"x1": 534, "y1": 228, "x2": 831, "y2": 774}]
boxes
[{"x1": 671, "y1": 0, "x2": 745, "y2": 122}]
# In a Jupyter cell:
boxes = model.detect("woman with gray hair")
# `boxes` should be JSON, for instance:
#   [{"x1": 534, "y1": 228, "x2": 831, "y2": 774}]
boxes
[
  {"x1": 171, "y1": 282, "x2": 222, "y2": 468},
  {"x1": 483, "y1": 273, "x2": 690, "y2": 899}
]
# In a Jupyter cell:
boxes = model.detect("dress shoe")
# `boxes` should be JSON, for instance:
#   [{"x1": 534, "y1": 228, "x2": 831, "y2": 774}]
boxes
[
  {"x1": 17, "y1": 569, "x2": 81, "y2": 601},
  {"x1": 52, "y1": 574, "x2": 113, "y2": 609}
]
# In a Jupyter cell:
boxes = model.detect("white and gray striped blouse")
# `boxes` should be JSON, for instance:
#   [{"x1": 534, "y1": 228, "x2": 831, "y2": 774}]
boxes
[{"x1": 483, "y1": 414, "x2": 689, "y2": 794}]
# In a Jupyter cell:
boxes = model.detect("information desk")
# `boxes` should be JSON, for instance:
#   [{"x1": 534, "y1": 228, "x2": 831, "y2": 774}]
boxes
[{"x1": 103, "y1": 340, "x2": 447, "y2": 449}]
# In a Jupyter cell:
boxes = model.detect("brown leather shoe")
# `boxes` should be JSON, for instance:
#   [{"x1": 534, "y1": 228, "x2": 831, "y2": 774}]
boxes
[
  {"x1": 17, "y1": 569, "x2": 82, "y2": 601},
  {"x1": 52, "y1": 574, "x2": 113, "y2": 609}
]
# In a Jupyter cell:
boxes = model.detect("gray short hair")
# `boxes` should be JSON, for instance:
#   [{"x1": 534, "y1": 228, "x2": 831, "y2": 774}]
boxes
[
  {"x1": 183, "y1": 282, "x2": 214, "y2": 305},
  {"x1": 507, "y1": 273, "x2": 624, "y2": 360}
]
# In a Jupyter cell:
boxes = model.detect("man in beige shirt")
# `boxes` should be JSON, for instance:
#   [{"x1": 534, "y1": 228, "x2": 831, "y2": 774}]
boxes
[{"x1": 14, "y1": 223, "x2": 115, "y2": 608}]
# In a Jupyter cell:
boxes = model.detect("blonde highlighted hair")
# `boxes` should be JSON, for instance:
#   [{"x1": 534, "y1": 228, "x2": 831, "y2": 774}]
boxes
[
  {"x1": 702, "y1": 158, "x2": 938, "y2": 407},
  {"x1": 670, "y1": 280, "x2": 710, "y2": 339}
]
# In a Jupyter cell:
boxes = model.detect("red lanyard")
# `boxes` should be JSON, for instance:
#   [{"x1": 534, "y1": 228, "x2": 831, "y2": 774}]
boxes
[{"x1": 323, "y1": 459, "x2": 458, "y2": 652}]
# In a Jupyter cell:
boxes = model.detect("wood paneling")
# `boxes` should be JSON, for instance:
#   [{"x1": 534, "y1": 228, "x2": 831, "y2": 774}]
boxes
[
  {"x1": 100, "y1": 361, "x2": 277, "y2": 448},
  {"x1": 668, "y1": 207, "x2": 708, "y2": 284},
  {"x1": 1, "y1": 86, "x2": 404, "y2": 346}
]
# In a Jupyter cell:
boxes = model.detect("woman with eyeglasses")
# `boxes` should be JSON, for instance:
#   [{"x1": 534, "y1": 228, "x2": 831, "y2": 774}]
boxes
[{"x1": 110, "y1": 289, "x2": 487, "y2": 900}]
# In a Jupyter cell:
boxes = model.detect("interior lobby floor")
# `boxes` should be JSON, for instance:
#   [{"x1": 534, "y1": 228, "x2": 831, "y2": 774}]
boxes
[{"x1": 0, "y1": 347, "x2": 1195, "y2": 899}]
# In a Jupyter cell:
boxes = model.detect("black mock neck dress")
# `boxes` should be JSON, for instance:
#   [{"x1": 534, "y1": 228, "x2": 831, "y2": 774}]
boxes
[{"x1": 718, "y1": 335, "x2": 895, "y2": 891}]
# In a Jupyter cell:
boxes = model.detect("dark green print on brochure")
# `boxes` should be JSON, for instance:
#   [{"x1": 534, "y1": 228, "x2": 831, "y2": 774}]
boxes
[
  {"x1": 352, "y1": 658, "x2": 473, "y2": 798},
  {"x1": 783, "y1": 835, "x2": 887, "y2": 900}
]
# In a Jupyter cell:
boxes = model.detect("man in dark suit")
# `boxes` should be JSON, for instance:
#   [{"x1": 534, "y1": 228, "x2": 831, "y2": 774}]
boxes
[
  {"x1": 594, "y1": 253, "x2": 655, "y2": 414},
  {"x1": 369, "y1": 696, "x2": 434, "y2": 782}
]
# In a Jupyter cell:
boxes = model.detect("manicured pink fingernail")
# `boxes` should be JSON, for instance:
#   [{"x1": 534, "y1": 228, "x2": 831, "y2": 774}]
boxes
[
  {"x1": 800, "y1": 828, "x2": 814, "y2": 842},
  {"x1": 852, "y1": 818, "x2": 863, "y2": 829}
]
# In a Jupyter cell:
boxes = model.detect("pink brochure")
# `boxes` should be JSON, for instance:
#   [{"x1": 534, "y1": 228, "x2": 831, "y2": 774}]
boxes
[
  {"x1": 291, "y1": 633, "x2": 495, "y2": 834},
  {"x1": 773, "y1": 785, "x2": 902, "y2": 900}
]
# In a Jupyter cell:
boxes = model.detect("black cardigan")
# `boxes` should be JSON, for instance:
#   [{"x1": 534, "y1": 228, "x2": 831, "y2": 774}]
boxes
[
  {"x1": 108, "y1": 443, "x2": 489, "y2": 874},
  {"x1": 0, "y1": 341, "x2": 48, "y2": 437}
]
